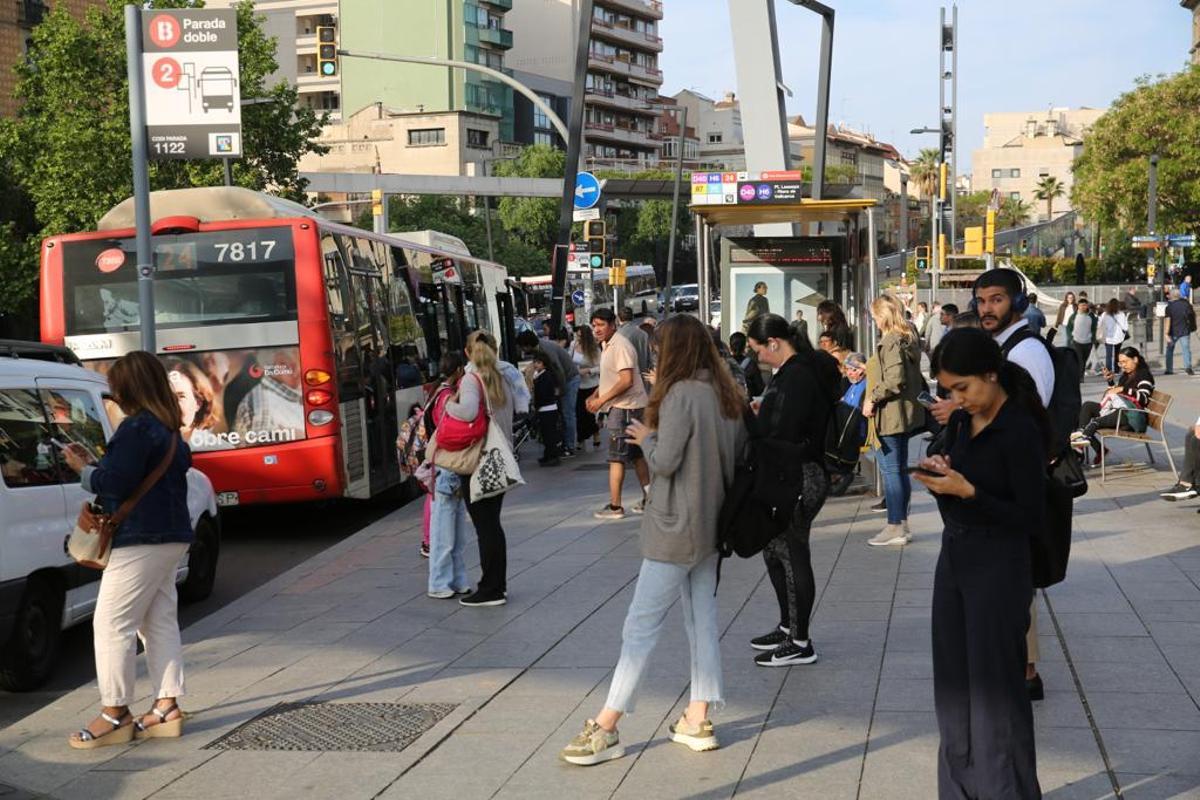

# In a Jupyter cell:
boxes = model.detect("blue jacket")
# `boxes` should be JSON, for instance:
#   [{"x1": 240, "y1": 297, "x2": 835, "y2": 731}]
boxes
[{"x1": 82, "y1": 411, "x2": 193, "y2": 548}]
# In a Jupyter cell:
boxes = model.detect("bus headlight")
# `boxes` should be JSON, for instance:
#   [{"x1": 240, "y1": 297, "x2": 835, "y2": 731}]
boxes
[{"x1": 308, "y1": 409, "x2": 335, "y2": 426}]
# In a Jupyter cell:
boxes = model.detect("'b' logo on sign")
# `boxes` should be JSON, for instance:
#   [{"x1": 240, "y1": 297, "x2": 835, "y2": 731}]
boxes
[{"x1": 149, "y1": 14, "x2": 181, "y2": 48}]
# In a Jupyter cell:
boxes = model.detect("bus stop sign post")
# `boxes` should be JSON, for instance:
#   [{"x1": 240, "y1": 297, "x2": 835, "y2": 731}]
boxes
[{"x1": 124, "y1": 5, "x2": 155, "y2": 353}]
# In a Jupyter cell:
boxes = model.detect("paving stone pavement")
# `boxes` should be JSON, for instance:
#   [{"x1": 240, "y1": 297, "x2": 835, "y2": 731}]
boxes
[{"x1": 2, "y1": 372, "x2": 1200, "y2": 799}]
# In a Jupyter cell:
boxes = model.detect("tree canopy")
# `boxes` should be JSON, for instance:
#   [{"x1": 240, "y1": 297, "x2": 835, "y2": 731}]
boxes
[
  {"x1": 0, "y1": 0, "x2": 326, "y2": 317},
  {"x1": 1073, "y1": 66, "x2": 1200, "y2": 234}
]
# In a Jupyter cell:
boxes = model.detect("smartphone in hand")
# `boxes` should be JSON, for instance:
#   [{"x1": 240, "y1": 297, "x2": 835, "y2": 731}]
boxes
[
  {"x1": 916, "y1": 391, "x2": 937, "y2": 409},
  {"x1": 907, "y1": 465, "x2": 941, "y2": 477}
]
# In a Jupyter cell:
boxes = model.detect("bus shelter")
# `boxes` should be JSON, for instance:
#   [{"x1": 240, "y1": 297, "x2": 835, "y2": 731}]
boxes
[{"x1": 689, "y1": 197, "x2": 880, "y2": 354}]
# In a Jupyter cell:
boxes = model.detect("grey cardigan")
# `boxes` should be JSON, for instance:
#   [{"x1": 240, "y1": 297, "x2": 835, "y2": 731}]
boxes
[{"x1": 639, "y1": 373, "x2": 744, "y2": 566}]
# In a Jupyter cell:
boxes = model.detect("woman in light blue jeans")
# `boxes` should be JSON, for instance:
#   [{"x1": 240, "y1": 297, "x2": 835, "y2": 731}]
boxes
[
  {"x1": 426, "y1": 353, "x2": 472, "y2": 599},
  {"x1": 559, "y1": 315, "x2": 745, "y2": 767}
]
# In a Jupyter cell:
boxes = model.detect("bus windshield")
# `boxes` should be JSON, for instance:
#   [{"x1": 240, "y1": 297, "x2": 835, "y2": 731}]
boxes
[{"x1": 61, "y1": 228, "x2": 297, "y2": 336}]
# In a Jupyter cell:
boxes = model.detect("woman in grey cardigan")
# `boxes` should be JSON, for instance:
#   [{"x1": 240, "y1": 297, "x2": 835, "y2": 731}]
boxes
[{"x1": 559, "y1": 315, "x2": 745, "y2": 766}]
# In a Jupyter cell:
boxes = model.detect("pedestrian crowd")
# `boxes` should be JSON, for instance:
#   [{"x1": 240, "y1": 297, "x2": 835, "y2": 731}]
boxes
[{"x1": 77, "y1": 266, "x2": 1200, "y2": 800}]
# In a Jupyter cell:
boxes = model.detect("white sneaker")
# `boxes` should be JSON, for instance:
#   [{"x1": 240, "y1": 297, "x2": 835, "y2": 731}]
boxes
[
  {"x1": 426, "y1": 589, "x2": 455, "y2": 599},
  {"x1": 630, "y1": 496, "x2": 646, "y2": 514},
  {"x1": 868, "y1": 524, "x2": 909, "y2": 547}
]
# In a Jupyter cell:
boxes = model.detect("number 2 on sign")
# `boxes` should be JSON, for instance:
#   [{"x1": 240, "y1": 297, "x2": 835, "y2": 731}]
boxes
[
  {"x1": 215, "y1": 241, "x2": 277, "y2": 262},
  {"x1": 152, "y1": 57, "x2": 182, "y2": 90}
]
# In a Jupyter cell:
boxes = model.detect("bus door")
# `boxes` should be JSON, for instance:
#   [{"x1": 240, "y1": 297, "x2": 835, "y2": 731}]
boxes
[
  {"x1": 349, "y1": 269, "x2": 400, "y2": 493},
  {"x1": 444, "y1": 283, "x2": 470, "y2": 344},
  {"x1": 496, "y1": 291, "x2": 519, "y2": 365}
]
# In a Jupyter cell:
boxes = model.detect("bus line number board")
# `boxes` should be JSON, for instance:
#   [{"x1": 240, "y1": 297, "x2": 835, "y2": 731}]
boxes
[{"x1": 141, "y1": 8, "x2": 242, "y2": 161}]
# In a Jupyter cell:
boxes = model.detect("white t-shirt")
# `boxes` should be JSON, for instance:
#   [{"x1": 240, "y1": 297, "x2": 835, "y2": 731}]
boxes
[{"x1": 994, "y1": 320, "x2": 1054, "y2": 408}]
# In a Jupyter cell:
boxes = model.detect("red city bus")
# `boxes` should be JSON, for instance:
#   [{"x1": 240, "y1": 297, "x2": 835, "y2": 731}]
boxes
[{"x1": 40, "y1": 187, "x2": 518, "y2": 507}]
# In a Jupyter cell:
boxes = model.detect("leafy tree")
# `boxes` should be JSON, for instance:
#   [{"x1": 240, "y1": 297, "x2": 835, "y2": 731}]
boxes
[
  {"x1": 1033, "y1": 176, "x2": 1065, "y2": 221},
  {"x1": 954, "y1": 190, "x2": 992, "y2": 238},
  {"x1": 1073, "y1": 66, "x2": 1200, "y2": 234},
  {"x1": 493, "y1": 144, "x2": 565, "y2": 249},
  {"x1": 0, "y1": 0, "x2": 326, "y2": 315},
  {"x1": 998, "y1": 196, "x2": 1031, "y2": 229}
]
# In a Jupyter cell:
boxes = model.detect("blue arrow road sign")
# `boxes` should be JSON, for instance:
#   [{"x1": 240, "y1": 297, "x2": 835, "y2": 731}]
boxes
[
  {"x1": 571, "y1": 289, "x2": 586, "y2": 306},
  {"x1": 574, "y1": 171, "x2": 601, "y2": 210}
]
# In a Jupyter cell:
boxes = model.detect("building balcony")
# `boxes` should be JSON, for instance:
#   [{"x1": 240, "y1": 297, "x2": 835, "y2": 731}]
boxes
[
  {"x1": 297, "y1": 72, "x2": 340, "y2": 91},
  {"x1": 17, "y1": 0, "x2": 47, "y2": 27},
  {"x1": 585, "y1": 87, "x2": 656, "y2": 115},
  {"x1": 479, "y1": 0, "x2": 513, "y2": 9},
  {"x1": 476, "y1": 26, "x2": 514, "y2": 49},
  {"x1": 597, "y1": 0, "x2": 663, "y2": 21},
  {"x1": 585, "y1": 121, "x2": 659, "y2": 151},
  {"x1": 590, "y1": 17, "x2": 664, "y2": 52},
  {"x1": 296, "y1": 33, "x2": 317, "y2": 53},
  {"x1": 589, "y1": 53, "x2": 662, "y2": 86}
]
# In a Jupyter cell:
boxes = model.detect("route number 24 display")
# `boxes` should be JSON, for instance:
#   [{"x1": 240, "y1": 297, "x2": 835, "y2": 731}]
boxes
[{"x1": 214, "y1": 240, "x2": 277, "y2": 262}]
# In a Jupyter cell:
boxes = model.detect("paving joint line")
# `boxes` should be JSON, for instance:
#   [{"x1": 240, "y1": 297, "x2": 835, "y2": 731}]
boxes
[{"x1": 1041, "y1": 586, "x2": 1124, "y2": 799}]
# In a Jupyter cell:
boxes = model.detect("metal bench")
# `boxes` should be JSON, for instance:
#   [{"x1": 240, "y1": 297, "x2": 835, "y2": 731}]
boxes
[{"x1": 1098, "y1": 389, "x2": 1178, "y2": 484}]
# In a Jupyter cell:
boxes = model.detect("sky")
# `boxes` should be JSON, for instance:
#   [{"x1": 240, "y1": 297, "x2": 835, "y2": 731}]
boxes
[{"x1": 658, "y1": 0, "x2": 1191, "y2": 175}]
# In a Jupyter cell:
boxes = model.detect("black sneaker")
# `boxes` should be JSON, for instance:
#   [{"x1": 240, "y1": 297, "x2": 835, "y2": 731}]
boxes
[
  {"x1": 459, "y1": 591, "x2": 506, "y2": 607},
  {"x1": 561, "y1": 449, "x2": 577, "y2": 458},
  {"x1": 870, "y1": 499, "x2": 887, "y2": 513},
  {"x1": 1161, "y1": 483, "x2": 1198, "y2": 501},
  {"x1": 750, "y1": 625, "x2": 789, "y2": 651},
  {"x1": 755, "y1": 640, "x2": 818, "y2": 667}
]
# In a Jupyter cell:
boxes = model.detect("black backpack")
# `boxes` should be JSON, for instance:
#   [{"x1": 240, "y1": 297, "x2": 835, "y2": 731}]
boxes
[
  {"x1": 999, "y1": 327, "x2": 1080, "y2": 458},
  {"x1": 998, "y1": 327, "x2": 1087, "y2": 587},
  {"x1": 717, "y1": 414, "x2": 806, "y2": 560}
]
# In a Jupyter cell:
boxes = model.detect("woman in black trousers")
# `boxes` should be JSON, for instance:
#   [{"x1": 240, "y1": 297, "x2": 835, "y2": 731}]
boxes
[{"x1": 914, "y1": 328, "x2": 1047, "y2": 799}]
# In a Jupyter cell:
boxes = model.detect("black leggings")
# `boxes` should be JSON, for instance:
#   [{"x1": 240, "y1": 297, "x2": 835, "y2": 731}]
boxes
[
  {"x1": 1079, "y1": 400, "x2": 1121, "y2": 453},
  {"x1": 466, "y1": 492, "x2": 507, "y2": 597},
  {"x1": 762, "y1": 462, "x2": 829, "y2": 642}
]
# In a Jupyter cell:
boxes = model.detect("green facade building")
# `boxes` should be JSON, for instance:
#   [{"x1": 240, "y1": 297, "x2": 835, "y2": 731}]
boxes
[{"x1": 341, "y1": 0, "x2": 515, "y2": 142}]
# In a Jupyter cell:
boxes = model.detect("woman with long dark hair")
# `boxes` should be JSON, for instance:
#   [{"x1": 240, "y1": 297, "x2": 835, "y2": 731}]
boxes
[
  {"x1": 816, "y1": 299, "x2": 854, "y2": 350},
  {"x1": 1071, "y1": 345, "x2": 1154, "y2": 464},
  {"x1": 61, "y1": 351, "x2": 193, "y2": 748},
  {"x1": 745, "y1": 313, "x2": 839, "y2": 667},
  {"x1": 571, "y1": 325, "x2": 603, "y2": 449},
  {"x1": 1097, "y1": 298, "x2": 1130, "y2": 373},
  {"x1": 1046, "y1": 290, "x2": 1076, "y2": 344},
  {"x1": 914, "y1": 328, "x2": 1048, "y2": 798},
  {"x1": 559, "y1": 315, "x2": 744, "y2": 765}
]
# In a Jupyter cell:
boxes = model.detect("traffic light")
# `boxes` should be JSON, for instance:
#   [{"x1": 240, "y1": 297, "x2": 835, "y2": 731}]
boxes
[
  {"x1": 1020, "y1": 238, "x2": 1029, "y2": 254},
  {"x1": 610, "y1": 259, "x2": 627, "y2": 287},
  {"x1": 585, "y1": 219, "x2": 606, "y2": 256},
  {"x1": 939, "y1": 162, "x2": 948, "y2": 201},
  {"x1": 915, "y1": 246, "x2": 930, "y2": 271},
  {"x1": 317, "y1": 26, "x2": 338, "y2": 77},
  {"x1": 985, "y1": 208, "x2": 997, "y2": 254}
]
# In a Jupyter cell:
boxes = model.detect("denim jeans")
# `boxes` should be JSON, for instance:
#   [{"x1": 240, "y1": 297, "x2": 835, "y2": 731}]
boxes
[
  {"x1": 1166, "y1": 334, "x2": 1192, "y2": 373},
  {"x1": 604, "y1": 553, "x2": 723, "y2": 714},
  {"x1": 561, "y1": 374, "x2": 581, "y2": 451},
  {"x1": 876, "y1": 433, "x2": 911, "y2": 525},
  {"x1": 429, "y1": 470, "x2": 471, "y2": 594},
  {"x1": 1104, "y1": 343, "x2": 1119, "y2": 373}
]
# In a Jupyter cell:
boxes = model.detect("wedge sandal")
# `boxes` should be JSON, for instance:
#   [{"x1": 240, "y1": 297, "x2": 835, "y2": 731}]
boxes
[
  {"x1": 68, "y1": 710, "x2": 134, "y2": 750},
  {"x1": 134, "y1": 702, "x2": 184, "y2": 740}
]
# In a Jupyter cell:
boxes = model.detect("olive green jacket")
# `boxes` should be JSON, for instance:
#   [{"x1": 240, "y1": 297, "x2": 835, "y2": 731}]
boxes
[{"x1": 868, "y1": 331, "x2": 926, "y2": 436}]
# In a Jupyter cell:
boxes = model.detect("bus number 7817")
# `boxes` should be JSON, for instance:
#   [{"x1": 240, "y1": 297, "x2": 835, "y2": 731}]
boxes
[{"x1": 214, "y1": 240, "x2": 276, "y2": 262}]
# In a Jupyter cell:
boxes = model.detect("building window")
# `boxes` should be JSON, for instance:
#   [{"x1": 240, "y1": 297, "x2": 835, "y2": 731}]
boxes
[
  {"x1": 408, "y1": 128, "x2": 446, "y2": 146},
  {"x1": 1009, "y1": 168, "x2": 1020, "y2": 178},
  {"x1": 1010, "y1": 191, "x2": 1021, "y2": 200},
  {"x1": 466, "y1": 128, "x2": 490, "y2": 149},
  {"x1": 707, "y1": 132, "x2": 722, "y2": 144},
  {"x1": 991, "y1": 168, "x2": 1002, "y2": 179},
  {"x1": 1038, "y1": 167, "x2": 1050, "y2": 177},
  {"x1": 533, "y1": 95, "x2": 552, "y2": 131},
  {"x1": 534, "y1": 131, "x2": 554, "y2": 147}
]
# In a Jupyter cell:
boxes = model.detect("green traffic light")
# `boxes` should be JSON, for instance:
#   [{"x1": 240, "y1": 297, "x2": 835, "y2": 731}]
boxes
[{"x1": 321, "y1": 62, "x2": 336, "y2": 76}]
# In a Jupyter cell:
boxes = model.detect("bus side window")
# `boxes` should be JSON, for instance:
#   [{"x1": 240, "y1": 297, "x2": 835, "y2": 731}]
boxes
[
  {"x1": 322, "y1": 235, "x2": 358, "y2": 389},
  {"x1": 385, "y1": 248, "x2": 428, "y2": 386}
]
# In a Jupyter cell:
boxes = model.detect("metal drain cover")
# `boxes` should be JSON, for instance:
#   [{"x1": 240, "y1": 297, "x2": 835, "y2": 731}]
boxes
[{"x1": 205, "y1": 702, "x2": 457, "y2": 752}]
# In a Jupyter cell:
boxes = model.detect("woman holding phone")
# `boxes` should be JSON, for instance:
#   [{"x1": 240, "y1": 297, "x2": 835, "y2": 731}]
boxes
[{"x1": 913, "y1": 328, "x2": 1047, "y2": 798}]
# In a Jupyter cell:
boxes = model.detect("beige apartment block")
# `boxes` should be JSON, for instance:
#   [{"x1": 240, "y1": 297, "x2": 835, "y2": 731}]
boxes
[
  {"x1": 1184, "y1": 0, "x2": 1200, "y2": 64},
  {"x1": 297, "y1": 104, "x2": 502, "y2": 178},
  {"x1": 206, "y1": 0, "x2": 340, "y2": 118},
  {"x1": 0, "y1": 0, "x2": 107, "y2": 117},
  {"x1": 971, "y1": 107, "x2": 1105, "y2": 221}
]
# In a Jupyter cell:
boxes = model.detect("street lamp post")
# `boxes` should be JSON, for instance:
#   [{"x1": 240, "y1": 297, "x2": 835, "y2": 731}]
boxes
[{"x1": 911, "y1": 126, "x2": 941, "y2": 302}]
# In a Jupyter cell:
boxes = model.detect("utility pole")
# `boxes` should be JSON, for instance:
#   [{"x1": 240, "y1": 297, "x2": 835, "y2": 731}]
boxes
[
  {"x1": 663, "y1": 105, "x2": 687, "y2": 318},
  {"x1": 899, "y1": 173, "x2": 909, "y2": 290},
  {"x1": 548, "y1": 0, "x2": 594, "y2": 334},
  {"x1": 124, "y1": 6, "x2": 155, "y2": 353}
]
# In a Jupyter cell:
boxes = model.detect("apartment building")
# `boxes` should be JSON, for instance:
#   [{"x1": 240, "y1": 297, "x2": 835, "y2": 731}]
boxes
[
  {"x1": 507, "y1": 0, "x2": 665, "y2": 170},
  {"x1": 1184, "y1": 0, "x2": 1200, "y2": 64},
  {"x1": 661, "y1": 89, "x2": 745, "y2": 170},
  {"x1": 0, "y1": 0, "x2": 107, "y2": 116},
  {"x1": 971, "y1": 107, "x2": 1105, "y2": 220},
  {"x1": 205, "y1": 0, "x2": 340, "y2": 118}
]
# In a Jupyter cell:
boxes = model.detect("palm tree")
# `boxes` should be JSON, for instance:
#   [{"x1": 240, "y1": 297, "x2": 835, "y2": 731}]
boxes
[
  {"x1": 1033, "y1": 175, "x2": 1066, "y2": 221},
  {"x1": 908, "y1": 148, "x2": 940, "y2": 199},
  {"x1": 998, "y1": 196, "x2": 1031, "y2": 229}
]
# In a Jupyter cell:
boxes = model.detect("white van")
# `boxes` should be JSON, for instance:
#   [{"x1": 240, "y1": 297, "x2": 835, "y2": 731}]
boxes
[{"x1": 0, "y1": 347, "x2": 219, "y2": 691}]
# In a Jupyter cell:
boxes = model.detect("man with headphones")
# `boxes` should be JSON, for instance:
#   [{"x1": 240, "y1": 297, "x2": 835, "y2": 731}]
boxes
[{"x1": 928, "y1": 268, "x2": 1055, "y2": 705}]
